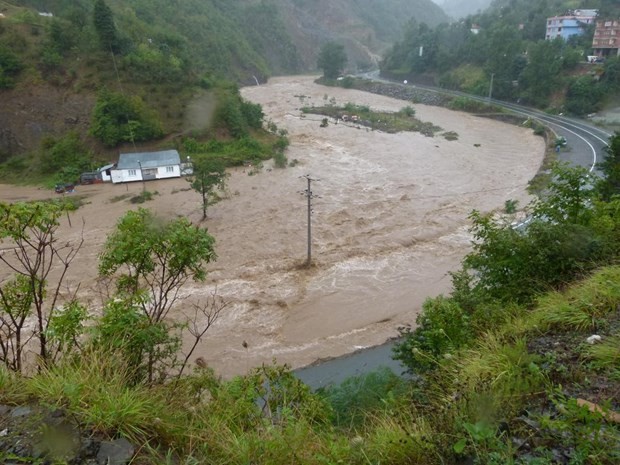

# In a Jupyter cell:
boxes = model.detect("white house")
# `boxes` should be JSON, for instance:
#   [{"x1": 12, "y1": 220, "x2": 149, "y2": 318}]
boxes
[
  {"x1": 98, "y1": 163, "x2": 115, "y2": 182},
  {"x1": 111, "y1": 150, "x2": 182, "y2": 184}
]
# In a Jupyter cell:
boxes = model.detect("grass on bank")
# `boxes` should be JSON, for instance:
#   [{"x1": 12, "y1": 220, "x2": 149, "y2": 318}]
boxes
[
  {"x1": 0, "y1": 266, "x2": 618, "y2": 464},
  {"x1": 301, "y1": 102, "x2": 442, "y2": 136}
]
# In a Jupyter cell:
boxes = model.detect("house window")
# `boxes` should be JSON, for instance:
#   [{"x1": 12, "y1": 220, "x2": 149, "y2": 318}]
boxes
[
  {"x1": 166, "y1": 166, "x2": 174, "y2": 173},
  {"x1": 128, "y1": 169, "x2": 137, "y2": 176}
]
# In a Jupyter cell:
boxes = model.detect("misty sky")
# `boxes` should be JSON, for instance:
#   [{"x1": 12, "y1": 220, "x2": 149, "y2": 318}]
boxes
[{"x1": 431, "y1": 0, "x2": 493, "y2": 19}]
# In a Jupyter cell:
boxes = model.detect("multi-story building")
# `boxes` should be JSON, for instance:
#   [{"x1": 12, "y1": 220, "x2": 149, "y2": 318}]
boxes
[
  {"x1": 546, "y1": 9, "x2": 598, "y2": 41},
  {"x1": 592, "y1": 19, "x2": 620, "y2": 57}
]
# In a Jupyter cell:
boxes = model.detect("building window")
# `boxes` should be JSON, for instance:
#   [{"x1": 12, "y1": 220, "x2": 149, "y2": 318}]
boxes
[
  {"x1": 166, "y1": 166, "x2": 174, "y2": 173},
  {"x1": 605, "y1": 21, "x2": 612, "y2": 27},
  {"x1": 129, "y1": 169, "x2": 137, "y2": 176}
]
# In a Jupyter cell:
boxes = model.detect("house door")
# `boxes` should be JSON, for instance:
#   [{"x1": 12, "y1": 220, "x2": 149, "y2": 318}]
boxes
[{"x1": 142, "y1": 168, "x2": 157, "y2": 180}]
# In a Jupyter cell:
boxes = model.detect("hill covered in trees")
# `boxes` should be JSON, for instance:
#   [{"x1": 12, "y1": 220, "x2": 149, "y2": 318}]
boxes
[
  {"x1": 0, "y1": 0, "x2": 447, "y2": 169},
  {"x1": 5, "y1": 0, "x2": 448, "y2": 81},
  {"x1": 382, "y1": 0, "x2": 620, "y2": 115}
]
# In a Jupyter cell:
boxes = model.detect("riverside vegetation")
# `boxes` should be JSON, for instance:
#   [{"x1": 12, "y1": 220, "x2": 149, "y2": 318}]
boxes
[
  {"x1": 0, "y1": 0, "x2": 293, "y2": 187},
  {"x1": 0, "y1": 136, "x2": 619, "y2": 463},
  {"x1": 381, "y1": 0, "x2": 620, "y2": 117},
  {"x1": 1, "y1": 0, "x2": 620, "y2": 463}
]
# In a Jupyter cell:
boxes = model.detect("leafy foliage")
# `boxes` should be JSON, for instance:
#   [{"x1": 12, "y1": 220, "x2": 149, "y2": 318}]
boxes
[
  {"x1": 317, "y1": 42, "x2": 347, "y2": 79},
  {"x1": 93, "y1": 0, "x2": 121, "y2": 53},
  {"x1": 394, "y1": 297, "x2": 473, "y2": 372},
  {"x1": 187, "y1": 154, "x2": 228, "y2": 220},
  {"x1": 90, "y1": 89, "x2": 164, "y2": 147},
  {"x1": 213, "y1": 86, "x2": 264, "y2": 138},
  {"x1": 381, "y1": 0, "x2": 620, "y2": 114},
  {"x1": 98, "y1": 208, "x2": 217, "y2": 381},
  {"x1": 597, "y1": 131, "x2": 620, "y2": 201},
  {"x1": 318, "y1": 367, "x2": 407, "y2": 427},
  {"x1": 0, "y1": 200, "x2": 82, "y2": 371},
  {"x1": 0, "y1": 45, "x2": 22, "y2": 89},
  {"x1": 39, "y1": 131, "x2": 93, "y2": 183},
  {"x1": 99, "y1": 208, "x2": 216, "y2": 300}
]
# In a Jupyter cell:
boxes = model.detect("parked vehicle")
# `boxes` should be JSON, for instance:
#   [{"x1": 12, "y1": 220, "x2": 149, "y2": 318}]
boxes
[{"x1": 54, "y1": 183, "x2": 75, "y2": 194}]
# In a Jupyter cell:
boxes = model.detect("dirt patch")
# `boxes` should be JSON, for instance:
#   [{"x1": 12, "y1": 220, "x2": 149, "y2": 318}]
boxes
[
  {"x1": 0, "y1": 75, "x2": 545, "y2": 378},
  {"x1": 0, "y1": 84, "x2": 95, "y2": 157}
]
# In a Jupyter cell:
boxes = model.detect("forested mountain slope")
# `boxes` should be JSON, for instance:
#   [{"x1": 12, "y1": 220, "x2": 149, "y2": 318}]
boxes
[
  {"x1": 381, "y1": 0, "x2": 620, "y2": 114},
  {"x1": 0, "y1": 0, "x2": 447, "y2": 158},
  {"x1": 9, "y1": 0, "x2": 447, "y2": 79}
]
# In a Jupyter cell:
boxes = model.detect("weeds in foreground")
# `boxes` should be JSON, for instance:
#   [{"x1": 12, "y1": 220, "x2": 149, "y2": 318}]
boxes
[
  {"x1": 586, "y1": 335, "x2": 620, "y2": 371},
  {"x1": 26, "y1": 351, "x2": 183, "y2": 444}
]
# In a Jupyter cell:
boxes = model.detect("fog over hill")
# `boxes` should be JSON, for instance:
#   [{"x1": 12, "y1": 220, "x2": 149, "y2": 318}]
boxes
[
  {"x1": 10, "y1": 0, "x2": 448, "y2": 76},
  {"x1": 432, "y1": 0, "x2": 493, "y2": 19}
]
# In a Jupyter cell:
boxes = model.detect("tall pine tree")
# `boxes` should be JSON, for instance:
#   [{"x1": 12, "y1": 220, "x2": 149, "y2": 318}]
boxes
[{"x1": 93, "y1": 0, "x2": 120, "y2": 53}]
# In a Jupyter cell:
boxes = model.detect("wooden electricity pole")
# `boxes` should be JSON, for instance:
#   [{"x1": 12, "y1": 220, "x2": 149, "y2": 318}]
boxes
[{"x1": 300, "y1": 174, "x2": 319, "y2": 267}]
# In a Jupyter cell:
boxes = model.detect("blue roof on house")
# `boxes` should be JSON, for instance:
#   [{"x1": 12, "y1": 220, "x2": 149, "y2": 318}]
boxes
[{"x1": 117, "y1": 150, "x2": 181, "y2": 170}]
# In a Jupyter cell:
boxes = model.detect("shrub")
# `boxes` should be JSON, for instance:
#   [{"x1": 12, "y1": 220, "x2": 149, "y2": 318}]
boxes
[
  {"x1": 273, "y1": 151, "x2": 288, "y2": 169},
  {"x1": 0, "y1": 45, "x2": 22, "y2": 88},
  {"x1": 400, "y1": 106, "x2": 415, "y2": 117},
  {"x1": 130, "y1": 190, "x2": 155, "y2": 204},
  {"x1": 40, "y1": 131, "x2": 92, "y2": 181},
  {"x1": 504, "y1": 199, "x2": 518, "y2": 214},
  {"x1": 319, "y1": 367, "x2": 407, "y2": 427},
  {"x1": 393, "y1": 296, "x2": 473, "y2": 373},
  {"x1": 90, "y1": 89, "x2": 164, "y2": 147}
]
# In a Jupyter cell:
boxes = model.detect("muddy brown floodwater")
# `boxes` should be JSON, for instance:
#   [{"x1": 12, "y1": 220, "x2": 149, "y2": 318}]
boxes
[{"x1": 0, "y1": 76, "x2": 544, "y2": 378}]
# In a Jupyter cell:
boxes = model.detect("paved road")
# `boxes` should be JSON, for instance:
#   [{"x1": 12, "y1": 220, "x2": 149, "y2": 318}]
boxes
[
  {"x1": 484, "y1": 99, "x2": 611, "y2": 173},
  {"x1": 362, "y1": 70, "x2": 613, "y2": 172},
  {"x1": 294, "y1": 74, "x2": 614, "y2": 390}
]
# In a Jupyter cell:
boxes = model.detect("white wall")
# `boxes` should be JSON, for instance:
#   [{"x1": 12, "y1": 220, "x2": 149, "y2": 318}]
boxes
[
  {"x1": 111, "y1": 165, "x2": 181, "y2": 184},
  {"x1": 156, "y1": 165, "x2": 181, "y2": 179},
  {"x1": 111, "y1": 169, "x2": 143, "y2": 184}
]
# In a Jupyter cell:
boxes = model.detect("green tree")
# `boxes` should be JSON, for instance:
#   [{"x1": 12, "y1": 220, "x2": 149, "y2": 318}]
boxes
[
  {"x1": 601, "y1": 57, "x2": 620, "y2": 91},
  {"x1": 519, "y1": 40, "x2": 563, "y2": 106},
  {"x1": 93, "y1": 0, "x2": 120, "y2": 53},
  {"x1": 187, "y1": 155, "x2": 229, "y2": 220},
  {"x1": 565, "y1": 75, "x2": 603, "y2": 116},
  {"x1": 90, "y1": 89, "x2": 163, "y2": 147},
  {"x1": 0, "y1": 200, "x2": 82, "y2": 371},
  {"x1": 48, "y1": 19, "x2": 75, "y2": 55},
  {"x1": 317, "y1": 41, "x2": 347, "y2": 79},
  {"x1": 460, "y1": 164, "x2": 604, "y2": 304},
  {"x1": 0, "y1": 46, "x2": 22, "y2": 89},
  {"x1": 40, "y1": 131, "x2": 92, "y2": 183},
  {"x1": 98, "y1": 208, "x2": 217, "y2": 381},
  {"x1": 597, "y1": 132, "x2": 620, "y2": 201}
]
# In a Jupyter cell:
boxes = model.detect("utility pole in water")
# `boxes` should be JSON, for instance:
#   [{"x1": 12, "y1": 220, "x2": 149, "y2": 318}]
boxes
[{"x1": 300, "y1": 174, "x2": 319, "y2": 267}]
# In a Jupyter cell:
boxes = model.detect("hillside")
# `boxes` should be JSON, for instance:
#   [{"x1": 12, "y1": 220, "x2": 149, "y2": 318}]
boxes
[
  {"x1": 5, "y1": 0, "x2": 448, "y2": 77},
  {"x1": 0, "y1": 0, "x2": 447, "y2": 161},
  {"x1": 435, "y1": 0, "x2": 493, "y2": 19},
  {"x1": 381, "y1": 0, "x2": 620, "y2": 115}
]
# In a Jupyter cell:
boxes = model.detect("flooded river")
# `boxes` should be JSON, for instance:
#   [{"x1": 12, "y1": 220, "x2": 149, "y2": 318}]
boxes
[{"x1": 0, "y1": 76, "x2": 544, "y2": 378}]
